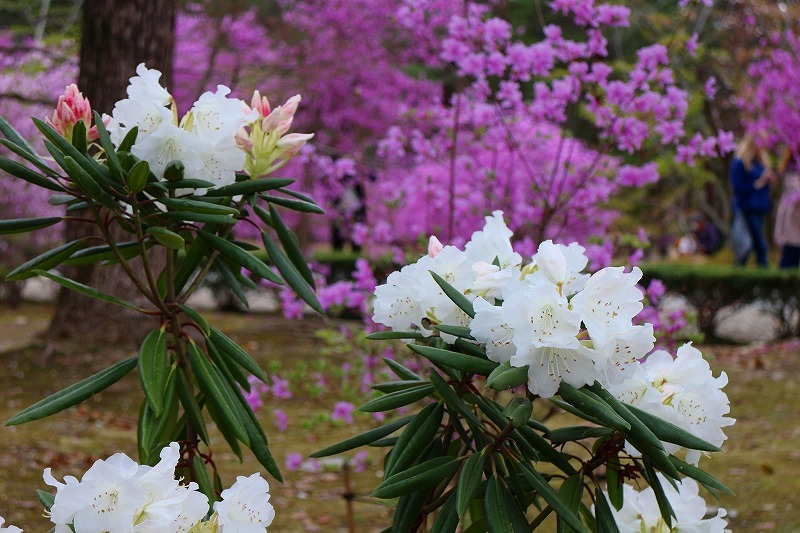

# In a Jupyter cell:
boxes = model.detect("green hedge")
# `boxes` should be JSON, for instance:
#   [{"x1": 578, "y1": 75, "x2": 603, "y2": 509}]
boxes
[{"x1": 641, "y1": 264, "x2": 800, "y2": 338}]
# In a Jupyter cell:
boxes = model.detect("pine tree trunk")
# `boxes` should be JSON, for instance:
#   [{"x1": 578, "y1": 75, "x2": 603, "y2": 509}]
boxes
[{"x1": 48, "y1": 0, "x2": 176, "y2": 343}]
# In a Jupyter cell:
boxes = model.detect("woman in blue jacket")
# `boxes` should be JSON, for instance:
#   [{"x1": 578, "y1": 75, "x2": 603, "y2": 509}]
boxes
[{"x1": 730, "y1": 134, "x2": 774, "y2": 266}]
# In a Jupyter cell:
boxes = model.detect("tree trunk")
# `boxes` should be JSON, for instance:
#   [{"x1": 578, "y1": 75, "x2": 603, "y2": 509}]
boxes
[{"x1": 48, "y1": 0, "x2": 176, "y2": 344}]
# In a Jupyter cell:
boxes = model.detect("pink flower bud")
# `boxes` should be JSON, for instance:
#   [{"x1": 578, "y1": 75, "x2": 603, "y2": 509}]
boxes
[
  {"x1": 262, "y1": 106, "x2": 283, "y2": 133},
  {"x1": 250, "y1": 90, "x2": 271, "y2": 119},
  {"x1": 280, "y1": 94, "x2": 301, "y2": 119},
  {"x1": 428, "y1": 236, "x2": 444, "y2": 258},
  {"x1": 46, "y1": 84, "x2": 94, "y2": 141},
  {"x1": 276, "y1": 132, "x2": 314, "y2": 156},
  {"x1": 235, "y1": 126, "x2": 254, "y2": 150}
]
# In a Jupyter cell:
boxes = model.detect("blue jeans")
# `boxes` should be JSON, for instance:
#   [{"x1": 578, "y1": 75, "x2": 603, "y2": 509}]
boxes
[
  {"x1": 739, "y1": 211, "x2": 769, "y2": 267},
  {"x1": 779, "y1": 245, "x2": 800, "y2": 269}
]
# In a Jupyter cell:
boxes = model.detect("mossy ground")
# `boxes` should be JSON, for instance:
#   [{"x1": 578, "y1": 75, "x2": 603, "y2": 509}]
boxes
[{"x1": 0, "y1": 303, "x2": 798, "y2": 531}]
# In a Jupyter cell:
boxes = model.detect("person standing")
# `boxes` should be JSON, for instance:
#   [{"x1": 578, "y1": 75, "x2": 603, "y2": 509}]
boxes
[
  {"x1": 730, "y1": 134, "x2": 774, "y2": 267},
  {"x1": 774, "y1": 149, "x2": 800, "y2": 269}
]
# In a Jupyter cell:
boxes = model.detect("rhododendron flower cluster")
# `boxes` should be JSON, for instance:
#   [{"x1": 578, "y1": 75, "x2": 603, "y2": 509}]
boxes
[
  {"x1": 106, "y1": 63, "x2": 312, "y2": 193},
  {"x1": 599, "y1": 474, "x2": 730, "y2": 532},
  {"x1": 41, "y1": 443, "x2": 275, "y2": 533},
  {"x1": 607, "y1": 343, "x2": 734, "y2": 465},
  {"x1": 374, "y1": 211, "x2": 657, "y2": 397},
  {"x1": 373, "y1": 211, "x2": 732, "y2": 439}
]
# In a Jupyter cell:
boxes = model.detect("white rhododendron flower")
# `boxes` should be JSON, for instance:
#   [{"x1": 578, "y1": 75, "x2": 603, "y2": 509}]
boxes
[
  {"x1": 105, "y1": 64, "x2": 311, "y2": 194},
  {"x1": 570, "y1": 266, "x2": 645, "y2": 347},
  {"x1": 373, "y1": 262, "x2": 428, "y2": 335},
  {"x1": 531, "y1": 239, "x2": 567, "y2": 286},
  {"x1": 608, "y1": 343, "x2": 734, "y2": 465},
  {"x1": 44, "y1": 451, "x2": 150, "y2": 532},
  {"x1": 0, "y1": 516, "x2": 22, "y2": 533},
  {"x1": 599, "y1": 474, "x2": 730, "y2": 532},
  {"x1": 213, "y1": 473, "x2": 275, "y2": 532},
  {"x1": 464, "y1": 210, "x2": 522, "y2": 268},
  {"x1": 40, "y1": 443, "x2": 281, "y2": 532},
  {"x1": 593, "y1": 323, "x2": 656, "y2": 385},
  {"x1": 470, "y1": 297, "x2": 515, "y2": 363},
  {"x1": 528, "y1": 241, "x2": 590, "y2": 294}
]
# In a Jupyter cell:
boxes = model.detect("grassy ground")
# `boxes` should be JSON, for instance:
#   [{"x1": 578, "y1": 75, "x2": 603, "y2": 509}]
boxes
[{"x1": 0, "y1": 303, "x2": 798, "y2": 531}]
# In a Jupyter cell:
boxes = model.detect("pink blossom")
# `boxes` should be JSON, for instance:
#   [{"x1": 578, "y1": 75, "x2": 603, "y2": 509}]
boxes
[
  {"x1": 274, "y1": 409, "x2": 289, "y2": 432},
  {"x1": 285, "y1": 453, "x2": 303, "y2": 471}
]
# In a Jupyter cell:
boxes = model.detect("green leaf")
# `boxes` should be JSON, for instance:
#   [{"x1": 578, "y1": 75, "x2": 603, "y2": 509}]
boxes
[
  {"x1": 206, "y1": 336, "x2": 251, "y2": 392},
  {"x1": 62, "y1": 156, "x2": 118, "y2": 210},
  {"x1": 433, "y1": 324, "x2": 474, "y2": 339},
  {"x1": 118, "y1": 126, "x2": 139, "y2": 152},
  {"x1": 198, "y1": 230, "x2": 283, "y2": 285},
  {"x1": 71, "y1": 120, "x2": 87, "y2": 153},
  {"x1": 606, "y1": 455, "x2": 623, "y2": 511},
  {"x1": 240, "y1": 404, "x2": 283, "y2": 482},
  {"x1": 430, "y1": 371, "x2": 483, "y2": 429},
  {"x1": 6, "y1": 239, "x2": 86, "y2": 281},
  {"x1": 429, "y1": 270, "x2": 475, "y2": 318},
  {"x1": 174, "y1": 237, "x2": 209, "y2": 294},
  {"x1": 34, "y1": 118, "x2": 112, "y2": 187},
  {"x1": 504, "y1": 397, "x2": 533, "y2": 428},
  {"x1": 585, "y1": 383, "x2": 664, "y2": 451},
  {"x1": 37, "y1": 489, "x2": 55, "y2": 512},
  {"x1": 127, "y1": 160, "x2": 150, "y2": 193},
  {"x1": 187, "y1": 341, "x2": 249, "y2": 444},
  {"x1": 372, "y1": 380, "x2": 429, "y2": 394},
  {"x1": 408, "y1": 344, "x2": 497, "y2": 376},
  {"x1": 643, "y1": 459, "x2": 674, "y2": 528},
  {"x1": 267, "y1": 204, "x2": 316, "y2": 288},
  {"x1": 215, "y1": 257, "x2": 250, "y2": 308},
  {"x1": 33, "y1": 269, "x2": 146, "y2": 312},
  {"x1": 261, "y1": 193, "x2": 325, "y2": 214},
  {"x1": 667, "y1": 456, "x2": 734, "y2": 495},
  {"x1": 161, "y1": 211, "x2": 237, "y2": 225},
  {"x1": 207, "y1": 326, "x2": 268, "y2": 383},
  {"x1": 0, "y1": 154, "x2": 63, "y2": 191},
  {"x1": 0, "y1": 116, "x2": 41, "y2": 158},
  {"x1": 159, "y1": 197, "x2": 240, "y2": 215},
  {"x1": 626, "y1": 404, "x2": 720, "y2": 452},
  {"x1": 262, "y1": 231, "x2": 323, "y2": 314},
  {"x1": 138, "y1": 328, "x2": 170, "y2": 417},
  {"x1": 385, "y1": 402, "x2": 444, "y2": 477},
  {"x1": 557, "y1": 475, "x2": 585, "y2": 533},
  {"x1": 0, "y1": 139, "x2": 55, "y2": 176},
  {"x1": 358, "y1": 384, "x2": 433, "y2": 413},
  {"x1": 311, "y1": 415, "x2": 414, "y2": 458},
  {"x1": 179, "y1": 305, "x2": 211, "y2": 336},
  {"x1": 486, "y1": 362, "x2": 530, "y2": 391},
  {"x1": 558, "y1": 383, "x2": 630, "y2": 430},
  {"x1": 146, "y1": 227, "x2": 185, "y2": 250},
  {"x1": 393, "y1": 490, "x2": 430, "y2": 533},
  {"x1": 163, "y1": 159, "x2": 185, "y2": 182},
  {"x1": 430, "y1": 491, "x2": 459, "y2": 533},
  {"x1": 175, "y1": 370, "x2": 209, "y2": 443},
  {"x1": 6, "y1": 357, "x2": 137, "y2": 426},
  {"x1": 457, "y1": 452, "x2": 486, "y2": 517},
  {"x1": 92, "y1": 111, "x2": 124, "y2": 182},
  {"x1": 160, "y1": 178, "x2": 216, "y2": 190},
  {"x1": 0, "y1": 217, "x2": 61, "y2": 235},
  {"x1": 204, "y1": 178, "x2": 295, "y2": 197},
  {"x1": 365, "y1": 331, "x2": 427, "y2": 340},
  {"x1": 485, "y1": 476, "x2": 513, "y2": 533},
  {"x1": 63, "y1": 241, "x2": 144, "y2": 266},
  {"x1": 592, "y1": 487, "x2": 620, "y2": 533},
  {"x1": 545, "y1": 426, "x2": 615, "y2": 443},
  {"x1": 373, "y1": 456, "x2": 459, "y2": 499},
  {"x1": 519, "y1": 463, "x2": 587, "y2": 533},
  {"x1": 383, "y1": 357, "x2": 423, "y2": 381},
  {"x1": 192, "y1": 455, "x2": 216, "y2": 504}
]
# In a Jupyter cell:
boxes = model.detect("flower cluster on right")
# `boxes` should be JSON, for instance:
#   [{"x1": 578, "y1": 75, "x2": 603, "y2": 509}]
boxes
[{"x1": 373, "y1": 210, "x2": 734, "y2": 529}]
